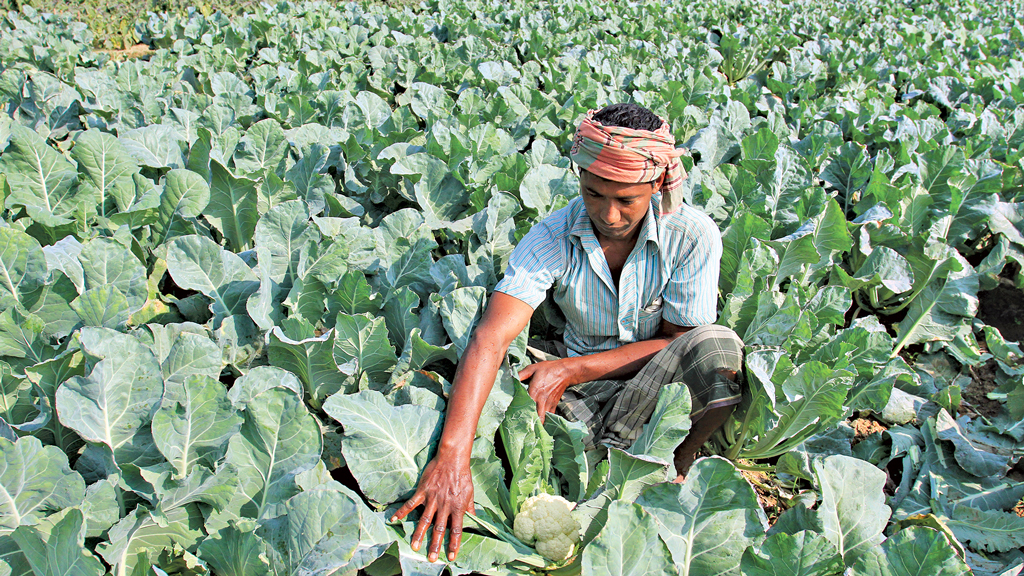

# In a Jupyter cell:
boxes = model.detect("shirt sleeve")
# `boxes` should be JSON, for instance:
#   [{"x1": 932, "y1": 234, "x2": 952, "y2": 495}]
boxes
[
  {"x1": 493, "y1": 222, "x2": 563, "y2": 309},
  {"x1": 661, "y1": 214, "x2": 722, "y2": 326}
]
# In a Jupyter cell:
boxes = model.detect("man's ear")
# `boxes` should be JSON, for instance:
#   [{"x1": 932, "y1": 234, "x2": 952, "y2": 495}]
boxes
[{"x1": 652, "y1": 171, "x2": 666, "y2": 190}]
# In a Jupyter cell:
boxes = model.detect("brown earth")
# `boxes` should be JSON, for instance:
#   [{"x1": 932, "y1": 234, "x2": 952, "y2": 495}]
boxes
[
  {"x1": 977, "y1": 282, "x2": 1024, "y2": 344},
  {"x1": 740, "y1": 468, "x2": 784, "y2": 526},
  {"x1": 95, "y1": 43, "x2": 154, "y2": 60},
  {"x1": 851, "y1": 417, "x2": 887, "y2": 444},
  {"x1": 961, "y1": 359, "x2": 1004, "y2": 419},
  {"x1": 1014, "y1": 499, "x2": 1024, "y2": 518},
  {"x1": 964, "y1": 281, "x2": 1024, "y2": 419}
]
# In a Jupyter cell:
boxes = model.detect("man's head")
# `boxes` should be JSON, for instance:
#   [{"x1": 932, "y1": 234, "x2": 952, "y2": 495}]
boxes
[
  {"x1": 579, "y1": 167, "x2": 663, "y2": 242},
  {"x1": 570, "y1": 103, "x2": 685, "y2": 240},
  {"x1": 591, "y1": 103, "x2": 664, "y2": 133}
]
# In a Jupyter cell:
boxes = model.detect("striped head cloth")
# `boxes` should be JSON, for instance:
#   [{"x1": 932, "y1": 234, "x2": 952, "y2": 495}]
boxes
[{"x1": 570, "y1": 109, "x2": 688, "y2": 215}]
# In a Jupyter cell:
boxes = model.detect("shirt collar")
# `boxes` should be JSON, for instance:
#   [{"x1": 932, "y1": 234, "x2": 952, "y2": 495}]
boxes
[{"x1": 567, "y1": 195, "x2": 662, "y2": 249}]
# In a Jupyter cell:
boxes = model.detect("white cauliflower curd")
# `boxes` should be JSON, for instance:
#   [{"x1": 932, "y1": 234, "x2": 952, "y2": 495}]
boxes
[{"x1": 512, "y1": 493, "x2": 581, "y2": 562}]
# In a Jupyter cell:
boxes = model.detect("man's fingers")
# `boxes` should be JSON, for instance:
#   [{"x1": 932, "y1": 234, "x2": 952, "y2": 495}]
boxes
[
  {"x1": 427, "y1": 510, "x2": 448, "y2": 562},
  {"x1": 410, "y1": 499, "x2": 437, "y2": 552},
  {"x1": 448, "y1": 513, "x2": 465, "y2": 562},
  {"x1": 518, "y1": 364, "x2": 536, "y2": 380},
  {"x1": 390, "y1": 492, "x2": 424, "y2": 522}
]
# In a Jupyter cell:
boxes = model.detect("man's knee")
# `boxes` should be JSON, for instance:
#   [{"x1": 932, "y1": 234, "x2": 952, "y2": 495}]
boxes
[{"x1": 670, "y1": 324, "x2": 744, "y2": 372}]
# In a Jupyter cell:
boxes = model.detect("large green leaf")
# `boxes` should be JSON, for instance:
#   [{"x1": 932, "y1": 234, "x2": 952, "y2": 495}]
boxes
[
  {"x1": 267, "y1": 327, "x2": 347, "y2": 409},
  {"x1": 71, "y1": 129, "x2": 139, "y2": 217},
  {"x1": 544, "y1": 414, "x2": 589, "y2": 502},
  {"x1": 71, "y1": 284, "x2": 130, "y2": 329},
  {"x1": 627, "y1": 383, "x2": 692, "y2": 463},
  {"x1": 391, "y1": 153, "x2": 469, "y2": 228},
  {"x1": 152, "y1": 374, "x2": 242, "y2": 479},
  {"x1": 439, "y1": 286, "x2": 487, "y2": 356},
  {"x1": 233, "y1": 118, "x2": 288, "y2": 178},
  {"x1": 849, "y1": 526, "x2": 971, "y2": 576},
  {"x1": 519, "y1": 164, "x2": 578, "y2": 216},
  {"x1": 893, "y1": 256, "x2": 978, "y2": 354},
  {"x1": 815, "y1": 455, "x2": 891, "y2": 566},
  {"x1": 332, "y1": 312, "x2": 398, "y2": 388},
  {"x1": 254, "y1": 200, "x2": 315, "y2": 285},
  {"x1": 740, "y1": 362, "x2": 852, "y2": 460},
  {"x1": 582, "y1": 500, "x2": 678, "y2": 576},
  {"x1": 0, "y1": 436, "x2": 85, "y2": 536},
  {"x1": 1, "y1": 124, "x2": 84, "y2": 227},
  {"x1": 225, "y1": 365, "x2": 303, "y2": 409},
  {"x1": 0, "y1": 226, "x2": 48, "y2": 312},
  {"x1": 10, "y1": 508, "x2": 104, "y2": 576},
  {"x1": 78, "y1": 237, "x2": 147, "y2": 312},
  {"x1": 719, "y1": 212, "x2": 772, "y2": 296},
  {"x1": 207, "y1": 160, "x2": 259, "y2": 251},
  {"x1": 0, "y1": 309, "x2": 55, "y2": 372},
  {"x1": 938, "y1": 502, "x2": 1024, "y2": 554},
  {"x1": 160, "y1": 331, "x2": 222, "y2": 386},
  {"x1": 740, "y1": 530, "x2": 844, "y2": 576},
  {"x1": 197, "y1": 523, "x2": 272, "y2": 576},
  {"x1": 219, "y1": 387, "x2": 322, "y2": 523},
  {"x1": 323, "y1": 389, "x2": 443, "y2": 507},
  {"x1": 152, "y1": 168, "x2": 210, "y2": 246},
  {"x1": 820, "y1": 142, "x2": 871, "y2": 214},
  {"x1": 23, "y1": 352, "x2": 84, "y2": 457},
  {"x1": 119, "y1": 124, "x2": 186, "y2": 169},
  {"x1": 54, "y1": 328, "x2": 163, "y2": 452},
  {"x1": 637, "y1": 457, "x2": 767, "y2": 576},
  {"x1": 165, "y1": 235, "x2": 259, "y2": 319},
  {"x1": 934, "y1": 409, "x2": 1009, "y2": 478},
  {"x1": 97, "y1": 505, "x2": 205, "y2": 576},
  {"x1": 917, "y1": 146, "x2": 966, "y2": 201},
  {"x1": 258, "y1": 486, "x2": 364, "y2": 575},
  {"x1": 499, "y1": 382, "x2": 554, "y2": 516},
  {"x1": 606, "y1": 448, "x2": 671, "y2": 503}
]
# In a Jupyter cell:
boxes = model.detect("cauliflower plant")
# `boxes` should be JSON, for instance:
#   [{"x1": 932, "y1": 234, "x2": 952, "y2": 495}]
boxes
[{"x1": 512, "y1": 493, "x2": 581, "y2": 562}]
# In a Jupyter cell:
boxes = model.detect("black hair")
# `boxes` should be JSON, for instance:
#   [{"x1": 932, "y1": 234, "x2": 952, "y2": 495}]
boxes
[{"x1": 592, "y1": 103, "x2": 663, "y2": 132}]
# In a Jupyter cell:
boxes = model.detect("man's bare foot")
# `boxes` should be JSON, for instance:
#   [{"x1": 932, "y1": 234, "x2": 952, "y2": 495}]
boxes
[{"x1": 672, "y1": 474, "x2": 685, "y2": 484}]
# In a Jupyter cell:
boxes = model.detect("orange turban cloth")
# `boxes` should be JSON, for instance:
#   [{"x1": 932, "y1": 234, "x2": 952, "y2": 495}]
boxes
[{"x1": 569, "y1": 110, "x2": 688, "y2": 215}]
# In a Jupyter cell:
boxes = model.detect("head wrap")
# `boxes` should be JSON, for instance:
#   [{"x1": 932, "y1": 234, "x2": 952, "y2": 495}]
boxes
[{"x1": 569, "y1": 110, "x2": 688, "y2": 215}]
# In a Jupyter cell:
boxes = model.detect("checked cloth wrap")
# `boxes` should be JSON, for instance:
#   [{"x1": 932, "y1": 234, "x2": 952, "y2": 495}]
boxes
[
  {"x1": 527, "y1": 324, "x2": 744, "y2": 450},
  {"x1": 569, "y1": 109, "x2": 688, "y2": 215}
]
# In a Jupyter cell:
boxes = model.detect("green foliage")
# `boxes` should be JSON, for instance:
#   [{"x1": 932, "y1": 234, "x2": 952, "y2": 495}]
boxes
[{"x1": 1, "y1": 0, "x2": 1023, "y2": 574}]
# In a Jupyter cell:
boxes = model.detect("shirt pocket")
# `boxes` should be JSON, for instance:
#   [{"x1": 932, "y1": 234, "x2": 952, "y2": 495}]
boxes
[{"x1": 636, "y1": 297, "x2": 663, "y2": 340}]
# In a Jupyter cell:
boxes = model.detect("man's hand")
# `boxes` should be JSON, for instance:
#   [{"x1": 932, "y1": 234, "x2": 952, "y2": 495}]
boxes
[
  {"x1": 519, "y1": 358, "x2": 580, "y2": 423},
  {"x1": 390, "y1": 455, "x2": 475, "y2": 562}
]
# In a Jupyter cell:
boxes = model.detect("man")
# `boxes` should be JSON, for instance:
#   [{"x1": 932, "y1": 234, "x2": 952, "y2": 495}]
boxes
[{"x1": 391, "y1": 103, "x2": 744, "y2": 562}]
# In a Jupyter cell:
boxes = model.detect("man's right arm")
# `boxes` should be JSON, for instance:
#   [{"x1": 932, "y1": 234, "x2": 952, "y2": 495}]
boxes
[{"x1": 390, "y1": 291, "x2": 534, "y2": 563}]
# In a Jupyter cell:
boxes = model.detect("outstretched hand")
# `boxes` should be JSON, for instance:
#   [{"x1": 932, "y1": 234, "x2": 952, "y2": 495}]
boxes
[
  {"x1": 518, "y1": 358, "x2": 579, "y2": 423},
  {"x1": 390, "y1": 456, "x2": 475, "y2": 562}
]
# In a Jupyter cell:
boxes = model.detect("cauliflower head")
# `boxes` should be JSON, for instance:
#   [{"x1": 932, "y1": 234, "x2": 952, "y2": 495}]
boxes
[{"x1": 512, "y1": 493, "x2": 581, "y2": 562}]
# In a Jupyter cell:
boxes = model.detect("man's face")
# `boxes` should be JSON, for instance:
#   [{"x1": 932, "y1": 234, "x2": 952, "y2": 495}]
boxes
[{"x1": 579, "y1": 169, "x2": 661, "y2": 242}]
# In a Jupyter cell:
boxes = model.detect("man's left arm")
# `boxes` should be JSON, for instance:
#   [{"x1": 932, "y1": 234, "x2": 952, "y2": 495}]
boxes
[{"x1": 520, "y1": 319, "x2": 691, "y2": 422}]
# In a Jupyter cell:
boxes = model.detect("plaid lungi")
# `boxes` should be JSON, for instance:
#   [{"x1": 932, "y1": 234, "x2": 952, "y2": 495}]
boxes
[{"x1": 526, "y1": 325, "x2": 744, "y2": 450}]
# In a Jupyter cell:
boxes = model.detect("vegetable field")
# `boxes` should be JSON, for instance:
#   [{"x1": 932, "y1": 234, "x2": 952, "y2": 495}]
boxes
[{"x1": 1, "y1": 0, "x2": 1023, "y2": 574}]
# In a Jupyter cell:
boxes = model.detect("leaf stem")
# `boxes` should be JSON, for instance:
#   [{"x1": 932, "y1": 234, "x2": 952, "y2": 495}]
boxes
[{"x1": 732, "y1": 461, "x2": 776, "y2": 473}]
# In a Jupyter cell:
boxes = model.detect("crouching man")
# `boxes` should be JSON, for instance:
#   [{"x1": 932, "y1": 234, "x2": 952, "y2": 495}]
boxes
[{"x1": 392, "y1": 103, "x2": 744, "y2": 562}]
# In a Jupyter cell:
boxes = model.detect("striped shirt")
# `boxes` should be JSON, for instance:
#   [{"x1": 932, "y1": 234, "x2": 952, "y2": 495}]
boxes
[{"x1": 495, "y1": 194, "x2": 721, "y2": 356}]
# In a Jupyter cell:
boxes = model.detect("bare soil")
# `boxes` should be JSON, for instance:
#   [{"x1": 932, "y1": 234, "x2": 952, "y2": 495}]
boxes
[
  {"x1": 964, "y1": 281, "x2": 1024, "y2": 419},
  {"x1": 977, "y1": 283, "x2": 1024, "y2": 344},
  {"x1": 961, "y1": 359, "x2": 1004, "y2": 419},
  {"x1": 740, "y1": 468, "x2": 784, "y2": 526},
  {"x1": 96, "y1": 43, "x2": 154, "y2": 60},
  {"x1": 1014, "y1": 499, "x2": 1024, "y2": 518},
  {"x1": 850, "y1": 417, "x2": 887, "y2": 445}
]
